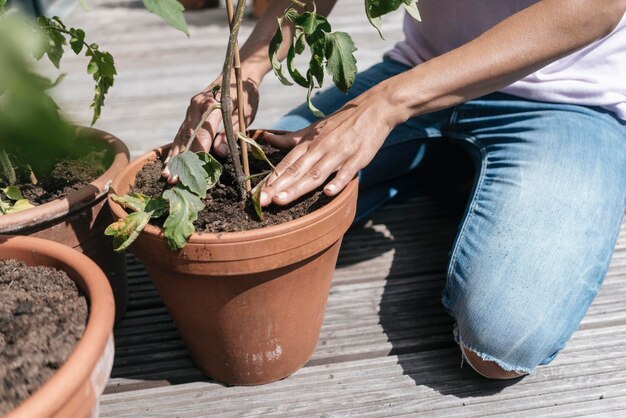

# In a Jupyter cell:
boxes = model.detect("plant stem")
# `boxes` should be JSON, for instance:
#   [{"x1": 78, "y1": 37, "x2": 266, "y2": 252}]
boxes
[
  {"x1": 0, "y1": 148, "x2": 16, "y2": 185},
  {"x1": 226, "y1": 0, "x2": 251, "y2": 193},
  {"x1": 221, "y1": 0, "x2": 248, "y2": 200}
]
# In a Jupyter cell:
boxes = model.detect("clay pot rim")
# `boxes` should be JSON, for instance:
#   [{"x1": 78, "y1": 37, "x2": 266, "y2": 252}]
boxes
[
  {"x1": 0, "y1": 235, "x2": 115, "y2": 418},
  {"x1": 108, "y1": 133, "x2": 358, "y2": 245},
  {"x1": 0, "y1": 127, "x2": 130, "y2": 233}
]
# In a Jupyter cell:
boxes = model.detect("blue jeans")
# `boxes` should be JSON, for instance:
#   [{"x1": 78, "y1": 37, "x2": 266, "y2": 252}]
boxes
[{"x1": 272, "y1": 58, "x2": 626, "y2": 374}]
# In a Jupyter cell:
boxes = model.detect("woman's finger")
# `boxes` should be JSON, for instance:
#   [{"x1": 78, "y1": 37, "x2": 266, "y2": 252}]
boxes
[
  {"x1": 271, "y1": 154, "x2": 341, "y2": 206},
  {"x1": 263, "y1": 131, "x2": 302, "y2": 149},
  {"x1": 324, "y1": 159, "x2": 361, "y2": 196}
]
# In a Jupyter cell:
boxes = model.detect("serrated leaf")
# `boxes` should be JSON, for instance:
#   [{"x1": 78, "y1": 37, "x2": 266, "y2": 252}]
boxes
[
  {"x1": 42, "y1": 24, "x2": 66, "y2": 68},
  {"x1": 167, "y1": 151, "x2": 209, "y2": 198},
  {"x1": 111, "y1": 193, "x2": 150, "y2": 212},
  {"x1": 6, "y1": 199, "x2": 36, "y2": 213},
  {"x1": 364, "y1": 0, "x2": 411, "y2": 38},
  {"x1": 293, "y1": 12, "x2": 331, "y2": 35},
  {"x1": 325, "y1": 32, "x2": 357, "y2": 93},
  {"x1": 269, "y1": 15, "x2": 293, "y2": 87},
  {"x1": 142, "y1": 0, "x2": 189, "y2": 36},
  {"x1": 402, "y1": 0, "x2": 421, "y2": 21},
  {"x1": 105, "y1": 211, "x2": 152, "y2": 252},
  {"x1": 2, "y1": 186, "x2": 24, "y2": 201},
  {"x1": 196, "y1": 152, "x2": 223, "y2": 189},
  {"x1": 237, "y1": 133, "x2": 276, "y2": 170},
  {"x1": 251, "y1": 178, "x2": 267, "y2": 221},
  {"x1": 162, "y1": 186, "x2": 204, "y2": 250}
]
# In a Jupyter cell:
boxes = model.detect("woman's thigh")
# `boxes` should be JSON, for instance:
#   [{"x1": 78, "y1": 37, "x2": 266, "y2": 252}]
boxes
[{"x1": 444, "y1": 95, "x2": 626, "y2": 374}]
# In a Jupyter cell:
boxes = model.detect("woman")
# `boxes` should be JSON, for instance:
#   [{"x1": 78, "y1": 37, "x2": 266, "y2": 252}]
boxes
[{"x1": 167, "y1": 0, "x2": 626, "y2": 379}]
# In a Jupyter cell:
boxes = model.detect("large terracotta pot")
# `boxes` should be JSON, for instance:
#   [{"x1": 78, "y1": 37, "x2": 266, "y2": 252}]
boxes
[
  {"x1": 1, "y1": 235, "x2": 115, "y2": 418},
  {"x1": 0, "y1": 128, "x2": 130, "y2": 323},
  {"x1": 108, "y1": 136, "x2": 358, "y2": 385}
]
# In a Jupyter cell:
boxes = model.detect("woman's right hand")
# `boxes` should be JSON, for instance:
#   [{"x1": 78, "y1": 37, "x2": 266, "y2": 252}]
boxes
[{"x1": 162, "y1": 70, "x2": 261, "y2": 182}]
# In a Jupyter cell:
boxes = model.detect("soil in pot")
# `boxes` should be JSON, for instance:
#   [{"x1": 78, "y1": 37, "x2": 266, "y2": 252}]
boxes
[
  {"x1": 0, "y1": 259, "x2": 88, "y2": 415},
  {"x1": 0, "y1": 144, "x2": 110, "y2": 206},
  {"x1": 133, "y1": 143, "x2": 333, "y2": 233}
]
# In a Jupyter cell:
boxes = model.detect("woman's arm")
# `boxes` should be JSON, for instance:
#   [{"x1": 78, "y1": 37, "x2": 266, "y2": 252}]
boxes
[{"x1": 261, "y1": 0, "x2": 626, "y2": 206}]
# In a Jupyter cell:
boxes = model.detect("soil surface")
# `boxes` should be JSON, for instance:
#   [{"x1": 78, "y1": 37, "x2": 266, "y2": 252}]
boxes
[
  {"x1": 132, "y1": 143, "x2": 333, "y2": 233},
  {"x1": 0, "y1": 260, "x2": 88, "y2": 415},
  {"x1": 1, "y1": 148, "x2": 107, "y2": 206}
]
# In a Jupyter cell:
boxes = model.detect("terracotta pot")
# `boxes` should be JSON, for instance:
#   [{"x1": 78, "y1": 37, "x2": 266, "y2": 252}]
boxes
[
  {"x1": 179, "y1": 0, "x2": 219, "y2": 10},
  {"x1": 108, "y1": 133, "x2": 358, "y2": 385},
  {"x1": 0, "y1": 127, "x2": 130, "y2": 323},
  {"x1": 1, "y1": 235, "x2": 115, "y2": 418}
]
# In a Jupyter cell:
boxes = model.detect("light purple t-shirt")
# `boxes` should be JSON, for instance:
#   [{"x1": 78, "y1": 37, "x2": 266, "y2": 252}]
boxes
[{"x1": 386, "y1": 1, "x2": 626, "y2": 120}]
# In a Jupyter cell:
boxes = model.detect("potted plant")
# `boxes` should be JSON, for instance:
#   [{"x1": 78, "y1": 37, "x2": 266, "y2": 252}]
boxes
[
  {"x1": 106, "y1": 0, "x2": 419, "y2": 385},
  {"x1": 0, "y1": 0, "x2": 195, "y2": 321},
  {"x1": 0, "y1": 235, "x2": 115, "y2": 418}
]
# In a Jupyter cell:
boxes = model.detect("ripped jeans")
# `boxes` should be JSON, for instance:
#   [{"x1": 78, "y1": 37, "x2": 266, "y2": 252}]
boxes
[{"x1": 272, "y1": 58, "x2": 626, "y2": 374}]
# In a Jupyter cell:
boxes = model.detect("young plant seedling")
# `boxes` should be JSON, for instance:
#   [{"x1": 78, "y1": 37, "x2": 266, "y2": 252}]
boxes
[{"x1": 106, "y1": 0, "x2": 421, "y2": 251}]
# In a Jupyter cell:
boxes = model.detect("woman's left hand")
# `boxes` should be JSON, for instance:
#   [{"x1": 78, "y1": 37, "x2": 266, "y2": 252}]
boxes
[{"x1": 260, "y1": 94, "x2": 398, "y2": 206}]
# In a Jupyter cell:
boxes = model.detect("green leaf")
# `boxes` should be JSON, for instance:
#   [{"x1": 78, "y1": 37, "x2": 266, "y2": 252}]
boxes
[
  {"x1": 142, "y1": 0, "x2": 189, "y2": 36},
  {"x1": 111, "y1": 193, "x2": 151, "y2": 212},
  {"x1": 293, "y1": 12, "x2": 331, "y2": 36},
  {"x1": 269, "y1": 15, "x2": 293, "y2": 87},
  {"x1": 69, "y1": 28, "x2": 85, "y2": 54},
  {"x1": 237, "y1": 133, "x2": 275, "y2": 170},
  {"x1": 0, "y1": 0, "x2": 7, "y2": 13},
  {"x1": 0, "y1": 197, "x2": 10, "y2": 215},
  {"x1": 145, "y1": 196, "x2": 169, "y2": 218},
  {"x1": 307, "y1": 79, "x2": 324, "y2": 118},
  {"x1": 6, "y1": 199, "x2": 36, "y2": 213},
  {"x1": 105, "y1": 211, "x2": 152, "y2": 252},
  {"x1": 167, "y1": 151, "x2": 209, "y2": 198},
  {"x1": 37, "y1": 17, "x2": 67, "y2": 69},
  {"x1": 85, "y1": 47, "x2": 116, "y2": 125},
  {"x1": 196, "y1": 151, "x2": 223, "y2": 190},
  {"x1": 364, "y1": 0, "x2": 412, "y2": 38},
  {"x1": 251, "y1": 178, "x2": 267, "y2": 221},
  {"x1": 402, "y1": 0, "x2": 421, "y2": 21},
  {"x1": 1, "y1": 186, "x2": 24, "y2": 201},
  {"x1": 162, "y1": 186, "x2": 204, "y2": 250},
  {"x1": 325, "y1": 32, "x2": 357, "y2": 93},
  {"x1": 287, "y1": 43, "x2": 309, "y2": 88}
]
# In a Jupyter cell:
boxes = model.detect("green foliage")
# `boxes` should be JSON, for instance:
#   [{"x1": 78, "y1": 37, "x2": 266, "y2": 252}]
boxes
[
  {"x1": 0, "y1": 186, "x2": 35, "y2": 215},
  {"x1": 197, "y1": 151, "x2": 223, "y2": 189},
  {"x1": 167, "y1": 151, "x2": 210, "y2": 198},
  {"x1": 237, "y1": 133, "x2": 275, "y2": 170},
  {"x1": 105, "y1": 211, "x2": 152, "y2": 251},
  {"x1": 269, "y1": 7, "x2": 357, "y2": 117},
  {"x1": 251, "y1": 177, "x2": 267, "y2": 221},
  {"x1": 162, "y1": 185, "x2": 204, "y2": 250},
  {"x1": 108, "y1": 151, "x2": 222, "y2": 251},
  {"x1": 142, "y1": 0, "x2": 189, "y2": 36},
  {"x1": 365, "y1": 0, "x2": 420, "y2": 38}
]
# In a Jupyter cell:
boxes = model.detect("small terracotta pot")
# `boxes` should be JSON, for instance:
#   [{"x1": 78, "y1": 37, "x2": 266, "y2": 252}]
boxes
[
  {"x1": 1, "y1": 235, "x2": 115, "y2": 418},
  {"x1": 108, "y1": 133, "x2": 358, "y2": 385},
  {"x1": 0, "y1": 128, "x2": 130, "y2": 323}
]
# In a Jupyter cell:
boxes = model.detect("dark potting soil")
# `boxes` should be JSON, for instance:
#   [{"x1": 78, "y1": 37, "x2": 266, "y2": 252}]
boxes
[
  {"x1": 0, "y1": 260, "x2": 88, "y2": 415},
  {"x1": 132, "y1": 144, "x2": 333, "y2": 233},
  {"x1": 18, "y1": 155, "x2": 107, "y2": 205}
]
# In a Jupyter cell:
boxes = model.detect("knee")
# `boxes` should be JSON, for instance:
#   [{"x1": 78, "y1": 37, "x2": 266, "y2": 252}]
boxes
[
  {"x1": 453, "y1": 304, "x2": 563, "y2": 379},
  {"x1": 461, "y1": 344, "x2": 526, "y2": 380}
]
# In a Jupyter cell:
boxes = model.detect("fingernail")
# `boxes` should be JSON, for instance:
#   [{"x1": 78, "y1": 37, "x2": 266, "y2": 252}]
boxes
[
  {"x1": 260, "y1": 191, "x2": 269, "y2": 206},
  {"x1": 218, "y1": 143, "x2": 229, "y2": 155},
  {"x1": 276, "y1": 191, "x2": 288, "y2": 201},
  {"x1": 325, "y1": 184, "x2": 337, "y2": 194}
]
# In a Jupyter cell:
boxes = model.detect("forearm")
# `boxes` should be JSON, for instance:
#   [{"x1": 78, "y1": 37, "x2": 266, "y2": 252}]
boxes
[
  {"x1": 240, "y1": 0, "x2": 338, "y2": 81},
  {"x1": 376, "y1": 0, "x2": 626, "y2": 125}
]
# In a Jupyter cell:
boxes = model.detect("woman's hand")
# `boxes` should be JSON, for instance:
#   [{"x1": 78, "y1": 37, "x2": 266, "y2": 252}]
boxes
[
  {"x1": 260, "y1": 93, "x2": 398, "y2": 206},
  {"x1": 162, "y1": 71, "x2": 260, "y2": 181}
]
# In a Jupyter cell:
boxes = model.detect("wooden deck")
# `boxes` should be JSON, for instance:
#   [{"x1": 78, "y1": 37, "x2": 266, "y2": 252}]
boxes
[{"x1": 51, "y1": 1, "x2": 626, "y2": 416}]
